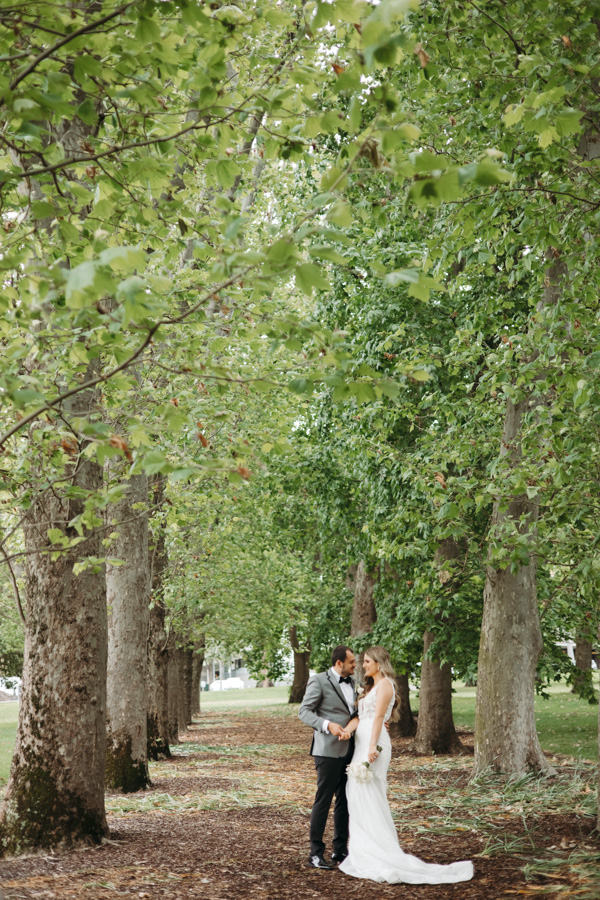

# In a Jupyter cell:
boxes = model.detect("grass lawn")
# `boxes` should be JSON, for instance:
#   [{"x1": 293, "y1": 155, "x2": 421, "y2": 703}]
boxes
[
  {"x1": 200, "y1": 685, "x2": 290, "y2": 709},
  {"x1": 0, "y1": 702, "x2": 18, "y2": 786},
  {"x1": 0, "y1": 680, "x2": 596, "y2": 788},
  {"x1": 202, "y1": 681, "x2": 599, "y2": 761},
  {"x1": 451, "y1": 680, "x2": 599, "y2": 760}
]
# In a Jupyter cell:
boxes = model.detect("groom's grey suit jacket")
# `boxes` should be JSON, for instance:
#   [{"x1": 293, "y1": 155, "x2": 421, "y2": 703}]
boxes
[{"x1": 298, "y1": 671, "x2": 357, "y2": 758}]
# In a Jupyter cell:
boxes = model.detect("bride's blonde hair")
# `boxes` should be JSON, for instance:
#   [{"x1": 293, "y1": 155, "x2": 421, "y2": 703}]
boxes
[{"x1": 362, "y1": 645, "x2": 400, "y2": 722}]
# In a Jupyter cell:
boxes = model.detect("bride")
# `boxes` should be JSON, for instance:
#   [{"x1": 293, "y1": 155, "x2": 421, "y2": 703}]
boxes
[{"x1": 337, "y1": 646, "x2": 473, "y2": 884}]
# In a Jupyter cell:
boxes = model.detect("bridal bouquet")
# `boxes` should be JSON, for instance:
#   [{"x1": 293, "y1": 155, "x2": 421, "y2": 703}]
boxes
[
  {"x1": 346, "y1": 746, "x2": 383, "y2": 783},
  {"x1": 346, "y1": 760, "x2": 373, "y2": 783}
]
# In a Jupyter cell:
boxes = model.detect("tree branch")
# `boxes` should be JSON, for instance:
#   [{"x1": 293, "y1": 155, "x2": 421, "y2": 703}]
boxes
[
  {"x1": 0, "y1": 543, "x2": 26, "y2": 626},
  {"x1": 4, "y1": 2, "x2": 135, "y2": 100}
]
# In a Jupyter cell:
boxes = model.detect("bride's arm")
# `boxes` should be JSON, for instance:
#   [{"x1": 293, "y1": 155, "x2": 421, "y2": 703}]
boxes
[
  {"x1": 339, "y1": 714, "x2": 359, "y2": 739},
  {"x1": 368, "y1": 680, "x2": 394, "y2": 763}
]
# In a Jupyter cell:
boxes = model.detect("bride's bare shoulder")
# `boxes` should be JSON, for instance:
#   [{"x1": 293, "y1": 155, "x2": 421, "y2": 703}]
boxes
[{"x1": 378, "y1": 678, "x2": 394, "y2": 700}]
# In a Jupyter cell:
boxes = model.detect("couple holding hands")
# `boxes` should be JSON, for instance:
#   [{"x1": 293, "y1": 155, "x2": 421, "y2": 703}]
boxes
[{"x1": 298, "y1": 644, "x2": 473, "y2": 884}]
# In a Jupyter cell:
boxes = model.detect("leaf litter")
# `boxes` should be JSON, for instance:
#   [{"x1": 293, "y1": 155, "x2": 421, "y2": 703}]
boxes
[{"x1": 0, "y1": 705, "x2": 597, "y2": 899}]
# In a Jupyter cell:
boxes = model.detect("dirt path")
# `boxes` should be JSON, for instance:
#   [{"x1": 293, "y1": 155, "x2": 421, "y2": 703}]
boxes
[{"x1": 0, "y1": 706, "x2": 597, "y2": 899}]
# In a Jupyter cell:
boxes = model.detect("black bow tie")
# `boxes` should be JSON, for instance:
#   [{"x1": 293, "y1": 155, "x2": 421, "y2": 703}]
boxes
[{"x1": 339, "y1": 676, "x2": 352, "y2": 685}]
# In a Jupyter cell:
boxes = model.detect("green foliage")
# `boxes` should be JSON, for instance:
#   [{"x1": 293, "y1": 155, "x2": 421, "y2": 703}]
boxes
[{"x1": 2, "y1": 0, "x2": 600, "y2": 706}]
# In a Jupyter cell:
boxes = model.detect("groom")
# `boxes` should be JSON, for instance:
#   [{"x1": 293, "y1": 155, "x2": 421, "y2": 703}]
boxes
[{"x1": 298, "y1": 645, "x2": 357, "y2": 870}]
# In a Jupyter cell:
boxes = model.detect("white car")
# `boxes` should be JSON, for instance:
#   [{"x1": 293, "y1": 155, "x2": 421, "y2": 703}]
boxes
[{"x1": 208, "y1": 677, "x2": 246, "y2": 691}]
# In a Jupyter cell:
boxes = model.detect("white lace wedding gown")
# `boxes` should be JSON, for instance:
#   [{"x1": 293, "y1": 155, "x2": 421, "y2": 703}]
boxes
[{"x1": 339, "y1": 678, "x2": 474, "y2": 884}]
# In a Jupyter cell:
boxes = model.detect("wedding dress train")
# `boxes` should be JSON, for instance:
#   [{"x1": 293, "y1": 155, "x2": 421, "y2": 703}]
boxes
[{"x1": 339, "y1": 678, "x2": 474, "y2": 884}]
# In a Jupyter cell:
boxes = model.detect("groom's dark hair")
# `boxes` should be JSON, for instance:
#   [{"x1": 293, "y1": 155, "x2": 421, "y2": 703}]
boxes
[{"x1": 331, "y1": 644, "x2": 352, "y2": 666}]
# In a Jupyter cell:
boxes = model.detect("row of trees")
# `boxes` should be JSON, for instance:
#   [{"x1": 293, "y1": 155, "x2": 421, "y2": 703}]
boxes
[{"x1": 1, "y1": 0, "x2": 599, "y2": 855}]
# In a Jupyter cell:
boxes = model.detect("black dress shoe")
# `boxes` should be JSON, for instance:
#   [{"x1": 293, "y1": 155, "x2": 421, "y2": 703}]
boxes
[
  {"x1": 309, "y1": 854, "x2": 335, "y2": 870},
  {"x1": 331, "y1": 851, "x2": 348, "y2": 864}
]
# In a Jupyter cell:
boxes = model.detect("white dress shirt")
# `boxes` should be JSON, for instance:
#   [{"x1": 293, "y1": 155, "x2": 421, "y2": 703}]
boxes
[{"x1": 323, "y1": 667, "x2": 355, "y2": 733}]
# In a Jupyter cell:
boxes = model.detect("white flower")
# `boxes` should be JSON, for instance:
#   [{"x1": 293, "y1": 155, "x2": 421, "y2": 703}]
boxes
[{"x1": 346, "y1": 761, "x2": 374, "y2": 784}]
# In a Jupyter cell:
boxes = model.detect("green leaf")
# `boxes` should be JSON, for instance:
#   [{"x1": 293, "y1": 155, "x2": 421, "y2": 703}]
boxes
[
  {"x1": 135, "y1": 15, "x2": 161, "y2": 44},
  {"x1": 250, "y1": 380, "x2": 275, "y2": 393},
  {"x1": 288, "y1": 378, "x2": 310, "y2": 394},
  {"x1": 321, "y1": 165, "x2": 347, "y2": 191},
  {"x1": 76, "y1": 99, "x2": 98, "y2": 125},
  {"x1": 349, "y1": 381, "x2": 376, "y2": 403},
  {"x1": 65, "y1": 261, "x2": 97, "y2": 307},
  {"x1": 327, "y1": 200, "x2": 353, "y2": 227},
  {"x1": 99, "y1": 245, "x2": 146, "y2": 272},
  {"x1": 473, "y1": 159, "x2": 513, "y2": 185},
  {"x1": 215, "y1": 160, "x2": 242, "y2": 190},
  {"x1": 31, "y1": 200, "x2": 55, "y2": 219},
  {"x1": 555, "y1": 109, "x2": 584, "y2": 137},
  {"x1": 308, "y1": 244, "x2": 347, "y2": 264},
  {"x1": 170, "y1": 467, "x2": 198, "y2": 482},
  {"x1": 142, "y1": 450, "x2": 174, "y2": 476},
  {"x1": 538, "y1": 127, "x2": 558, "y2": 148},
  {"x1": 347, "y1": 96, "x2": 362, "y2": 133},
  {"x1": 407, "y1": 368, "x2": 431, "y2": 381},
  {"x1": 584, "y1": 351, "x2": 600, "y2": 368},
  {"x1": 267, "y1": 239, "x2": 297, "y2": 264},
  {"x1": 410, "y1": 149, "x2": 449, "y2": 172},
  {"x1": 503, "y1": 104, "x2": 525, "y2": 127},
  {"x1": 295, "y1": 263, "x2": 331, "y2": 295},
  {"x1": 383, "y1": 269, "x2": 443, "y2": 301}
]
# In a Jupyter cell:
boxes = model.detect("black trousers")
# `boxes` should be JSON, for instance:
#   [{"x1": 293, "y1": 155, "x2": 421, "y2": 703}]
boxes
[{"x1": 309, "y1": 747, "x2": 353, "y2": 858}]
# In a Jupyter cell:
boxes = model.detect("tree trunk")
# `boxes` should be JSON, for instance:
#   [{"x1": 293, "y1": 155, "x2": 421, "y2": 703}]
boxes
[
  {"x1": 191, "y1": 637, "x2": 205, "y2": 718},
  {"x1": 350, "y1": 560, "x2": 378, "y2": 684},
  {"x1": 176, "y1": 648, "x2": 185, "y2": 727},
  {"x1": 0, "y1": 453, "x2": 109, "y2": 854},
  {"x1": 572, "y1": 636, "x2": 593, "y2": 696},
  {"x1": 147, "y1": 476, "x2": 170, "y2": 761},
  {"x1": 389, "y1": 673, "x2": 416, "y2": 738},
  {"x1": 414, "y1": 539, "x2": 462, "y2": 754},
  {"x1": 256, "y1": 672, "x2": 274, "y2": 688},
  {"x1": 575, "y1": 638, "x2": 593, "y2": 671},
  {"x1": 413, "y1": 631, "x2": 462, "y2": 754},
  {"x1": 105, "y1": 472, "x2": 151, "y2": 792},
  {"x1": 147, "y1": 602, "x2": 170, "y2": 760},
  {"x1": 474, "y1": 256, "x2": 568, "y2": 775},
  {"x1": 351, "y1": 560, "x2": 378, "y2": 635},
  {"x1": 289, "y1": 626, "x2": 311, "y2": 703},
  {"x1": 167, "y1": 646, "x2": 180, "y2": 745},
  {"x1": 178, "y1": 647, "x2": 193, "y2": 729},
  {"x1": 474, "y1": 397, "x2": 550, "y2": 773}
]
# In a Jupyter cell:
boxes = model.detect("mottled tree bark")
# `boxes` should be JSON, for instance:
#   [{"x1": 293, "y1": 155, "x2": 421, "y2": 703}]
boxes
[
  {"x1": 178, "y1": 647, "x2": 193, "y2": 729},
  {"x1": 350, "y1": 560, "x2": 378, "y2": 684},
  {"x1": 413, "y1": 631, "x2": 462, "y2": 754},
  {"x1": 0, "y1": 452, "x2": 108, "y2": 854},
  {"x1": 191, "y1": 637, "x2": 205, "y2": 718},
  {"x1": 476, "y1": 130, "x2": 600, "y2": 775},
  {"x1": 572, "y1": 636, "x2": 593, "y2": 696},
  {"x1": 475, "y1": 262, "x2": 568, "y2": 775},
  {"x1": 289, "y1": 626, "x2": 311, "y2": 703},
  {"x1": 351, "y1": 560, "x2": 378, "y2": 635},
  {"x1": 167, "y1": 646, "x2": 180, "y2": 745},
  {"x1": 176, "y1": 648, "x2": 185, "y2": 728},
  {"x1": 147, "y1": 476, "x2": 170, "y2": 761},
  {"x1": 105, "y1": 472, "x2": 151, "y2": 792},
  {"x1": 414, "y1": 540, "x2": 462, "y2": 754},
  {"x1": 0, "y1": 19, "x2": 111, "y2": 856},
  {"x1": 389, "y1": 673, "x2": 416, "y2": 738},
  {"x1": 474, "y1": 404, "x2": 549, "y2": 773},
  {"x1": 147, "y1": 602, "x2": 170, "y2": 760}
]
